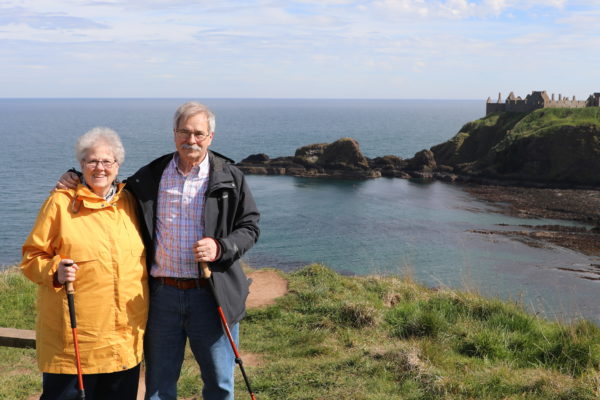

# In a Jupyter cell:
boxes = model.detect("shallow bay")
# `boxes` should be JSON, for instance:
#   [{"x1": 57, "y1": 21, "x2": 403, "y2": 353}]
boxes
[{"x1": 1, "y1": 98, "x2": 598, "y2": 323}]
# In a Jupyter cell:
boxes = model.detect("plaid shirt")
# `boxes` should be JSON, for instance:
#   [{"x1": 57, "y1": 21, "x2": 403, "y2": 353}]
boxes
[{"x1": 151, "y1": 153, "x2": 210, "y2": 278}]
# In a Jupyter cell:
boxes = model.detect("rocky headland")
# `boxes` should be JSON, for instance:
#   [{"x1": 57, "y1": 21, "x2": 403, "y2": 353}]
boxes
[
  {"x1": 237, "y1": 107, "x2": 600, "y2": 187},
  {"x1": 238, "y1": 137, "x2": 445, "y2": 180},
  {"x1": 237, "y1": 107, "x2": 600, "y2": 260}
]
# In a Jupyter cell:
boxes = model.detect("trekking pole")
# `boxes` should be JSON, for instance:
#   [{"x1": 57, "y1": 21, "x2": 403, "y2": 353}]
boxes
[
  {"x1": 64, "y1": 263, "x2": 86, "y2": 400},
  {"x1": 200, "y1": 262, "x2": 257, "y2": 400}
]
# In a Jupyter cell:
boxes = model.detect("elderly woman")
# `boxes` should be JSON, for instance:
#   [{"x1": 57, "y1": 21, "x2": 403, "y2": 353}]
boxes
[{"x1": 21, "y1": 127, "x2": 148, "y2": 400}]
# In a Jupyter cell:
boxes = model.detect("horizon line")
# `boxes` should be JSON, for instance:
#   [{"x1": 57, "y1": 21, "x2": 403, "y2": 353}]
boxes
[{"x1": 0, "y1": 96, "x2": 483, "y2": 101}]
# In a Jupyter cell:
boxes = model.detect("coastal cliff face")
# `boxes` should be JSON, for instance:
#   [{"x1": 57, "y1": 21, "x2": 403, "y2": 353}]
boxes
[
  {"x1": 432, "y1": 107, "x2": 600, "y2": 186},
  {"x1": 237, "y1": 108, "x2": 600, "y2": 187}
]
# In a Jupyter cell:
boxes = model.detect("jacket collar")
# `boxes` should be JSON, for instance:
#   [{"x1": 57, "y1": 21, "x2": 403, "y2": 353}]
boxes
[
  {"x1": 207, "y1": 152, "x2": 236, "y2": 193},
  {"x1": 132, "y1": 150, "x2": 236, "y2": 196},
  {"x1": 73, "y1": 182, "x2": 126, "y2": 210}
]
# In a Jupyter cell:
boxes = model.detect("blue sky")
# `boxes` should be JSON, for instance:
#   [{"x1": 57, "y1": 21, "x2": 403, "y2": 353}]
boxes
[{"x1": 1, "y1": 0, "x2": 599, "y2": 99}]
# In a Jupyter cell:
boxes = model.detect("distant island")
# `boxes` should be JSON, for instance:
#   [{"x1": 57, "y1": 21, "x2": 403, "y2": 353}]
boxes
[{"x1": 237, "y1": 97, "x2": 600, "y2": 188}]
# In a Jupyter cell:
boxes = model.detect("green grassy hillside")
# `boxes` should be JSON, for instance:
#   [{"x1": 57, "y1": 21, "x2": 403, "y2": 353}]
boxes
[
  {"x1": 431, "y1": 108, "x2": 600, "y2": 186},
  {"x1": 2, "y1": 265, "x2": 600, "y2": 399}
]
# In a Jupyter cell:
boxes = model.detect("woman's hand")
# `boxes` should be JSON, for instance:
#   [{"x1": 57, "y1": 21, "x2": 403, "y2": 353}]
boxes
[{"x1": 57, "y1": 259, "x2": 79, "y2": 285}]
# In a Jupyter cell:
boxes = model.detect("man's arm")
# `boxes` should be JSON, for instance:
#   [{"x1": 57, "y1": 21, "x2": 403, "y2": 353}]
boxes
[
  {"x1": 193, "y1": 172, "x2": 258, "y2": 265},
  {"x1": 55, "y1": 169, "x2": 81, "y2": 190},
  {"x1": 216, "y1": 173, "x2": 260, "y2": 264}
]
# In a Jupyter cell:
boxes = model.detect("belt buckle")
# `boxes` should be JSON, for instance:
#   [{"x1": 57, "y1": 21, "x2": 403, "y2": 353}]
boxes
[
  {"x1": 157, "y1": 276, "x2": 204, "y2": 289},
  {"x1": 178, "y1": 278, "x2": 193, "y2": 289}
]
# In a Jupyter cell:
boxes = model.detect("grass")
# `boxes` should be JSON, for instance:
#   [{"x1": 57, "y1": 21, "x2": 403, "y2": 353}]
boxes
[
  {"x1": 431, "y1": 107, "x2": 600, "y2": 185},
  {"x1": 234, "y1": 265, "x2": 600, "y2": 399},
  {"x1": 2, "y1": 264, "x2": 600, "y2": 399},
  {"x1": 432, "y1": 111, "x2": 529, "y2": 165},
  {"x1": 440, "y1": 107, "x2": 600, "y2": 160},
  {"x1": 0, "y1": 268, "x2": 40, "y2": 399},
  {"x1": 510, "y1": 107, "x2": 600, "y2": 138}
]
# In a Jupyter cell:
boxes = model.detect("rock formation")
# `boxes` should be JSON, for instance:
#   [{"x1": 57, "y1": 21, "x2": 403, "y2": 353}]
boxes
[
  {"x1": 237, "y1": 107, "x2": 600, "y2": 188},
  {"x1": 238, "y1": 137, "x2": 432, "y2": 180}
]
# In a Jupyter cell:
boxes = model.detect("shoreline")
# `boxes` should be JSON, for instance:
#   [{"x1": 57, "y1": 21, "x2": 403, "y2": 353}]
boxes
[{"x1": 464, "y1": 184, "x2": 600, "y2": 259}]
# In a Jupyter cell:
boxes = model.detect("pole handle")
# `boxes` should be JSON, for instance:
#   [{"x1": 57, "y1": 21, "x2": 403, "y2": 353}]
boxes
[
  {"x1": 66, "y1": 281, "x2": 75, "y2": 294},
  {"x1": 63, "y1": 262, "x2": 75, "y2": 294},
  {"x1": 200, "y1": 262, "x2": 212, "y2": 279}
]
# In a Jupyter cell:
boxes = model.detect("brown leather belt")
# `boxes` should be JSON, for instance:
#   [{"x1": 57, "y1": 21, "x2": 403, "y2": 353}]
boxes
[{"x1": 155, "y1": 277, "x2": 208, "y2": 290}]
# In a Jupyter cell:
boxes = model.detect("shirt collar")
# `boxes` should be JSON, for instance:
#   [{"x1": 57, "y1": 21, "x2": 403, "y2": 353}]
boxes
[{"x1": 172, "y1": 152, "x2": 210, "y2": 177}]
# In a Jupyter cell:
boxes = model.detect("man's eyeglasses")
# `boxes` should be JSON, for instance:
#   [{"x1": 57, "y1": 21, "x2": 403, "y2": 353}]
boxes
[
  {"x1": 85, "y1": 159, "x2": 117, "y2": 169},
  {"x1": 175, "y1": 129, "x2": 211, "y2": 140}
]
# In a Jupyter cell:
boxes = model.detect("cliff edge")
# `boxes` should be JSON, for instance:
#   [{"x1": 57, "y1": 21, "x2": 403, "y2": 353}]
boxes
[{"x1": 432, "y1": 107, "x2": 600, "y2": 187}]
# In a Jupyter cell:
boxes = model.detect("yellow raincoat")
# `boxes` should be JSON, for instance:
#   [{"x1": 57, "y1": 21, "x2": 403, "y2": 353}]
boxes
[{"x1": 21, "y1": 183, "x2": 148, "y2": 374}]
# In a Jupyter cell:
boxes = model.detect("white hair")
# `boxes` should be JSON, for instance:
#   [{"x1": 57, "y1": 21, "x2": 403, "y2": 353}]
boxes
[
  {"x1": 173, "y1": 102, "x2": 216, "y2": 133},
  {"x1": 75, "y1": 127, "x2": 125, "y2": 164}
]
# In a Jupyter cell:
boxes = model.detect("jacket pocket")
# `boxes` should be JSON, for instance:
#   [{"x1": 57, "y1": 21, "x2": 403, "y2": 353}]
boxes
[
  {"x1": 62, "y1": 246, "x2": 99, "y2": 264},
  {"x1": 60, "y1": 246, "x2": 111, "y2": 295}
]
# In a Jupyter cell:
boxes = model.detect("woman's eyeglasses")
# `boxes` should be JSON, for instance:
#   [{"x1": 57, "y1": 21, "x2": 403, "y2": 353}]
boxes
[{"x1": 85, "y1": 159, "x2": 117, "y2": 169}]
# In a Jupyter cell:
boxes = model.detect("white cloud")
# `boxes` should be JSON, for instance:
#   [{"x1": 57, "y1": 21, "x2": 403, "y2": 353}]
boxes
[
  {"x1": 0, "y1": 0, "x2": 598, "y2": 98},
  {"x1": 373, "y1": 0, "x2": 430, "y2": 17},
  {"x1": 412, "y1": 60, "x2": 426, "y2": 71},
  {"x1": 152, "y1": 73, "x2": 176, "y2": 79},
  {"x1": 292, "y1": 0, "x2": 357, "y2": 4},
  {"x1": 311, "y1": 53, "x2": 341, "y2": 63},
  {"x1": 507, "y1": 32, "x2": 552, "y2": 45},
  {"x1": 372, "y1": 0, "x2": 568, "y2": 19},
  {"x1": 557, "y1": 8, "x2": 600, "y2": 29}
]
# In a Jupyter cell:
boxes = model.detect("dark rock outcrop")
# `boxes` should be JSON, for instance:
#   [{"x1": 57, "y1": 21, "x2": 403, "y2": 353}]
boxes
[
  {"x1": 239, "y1": 138, "x2": 409, "y2": 179},
  {"x1": 241, "y1": 153, "x2": 270, "y2": 164},
  {"x1": 237, "y1": 107, "x2": 600, "y2": 187},
  {"x1": 406, "y1": 149, "x2": 437, "y2": 172},
  {"x1": 295, "y1": 143, "x2": 328, "y2": 162},
  {"x1": 369, "y1": 155, "x2": 410, "y2": 178},
  {"x1": 317, "y1": 138, "x2": 370, "y2": 169}
]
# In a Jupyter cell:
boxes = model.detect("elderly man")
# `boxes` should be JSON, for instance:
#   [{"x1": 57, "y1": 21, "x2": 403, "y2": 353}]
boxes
[{"x1": 59, "y1": 102, "x2": 260, "y2": 400}]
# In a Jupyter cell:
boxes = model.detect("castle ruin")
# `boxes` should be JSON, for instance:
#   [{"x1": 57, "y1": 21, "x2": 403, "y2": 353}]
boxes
[{"x1": 486, "y1": 91, "x2": 600, "y2": 116}]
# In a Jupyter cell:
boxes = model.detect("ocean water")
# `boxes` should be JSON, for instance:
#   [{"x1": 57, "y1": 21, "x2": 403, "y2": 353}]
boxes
[{"x1": 1, "y1": 99, "x2": 599, "y2": 323}]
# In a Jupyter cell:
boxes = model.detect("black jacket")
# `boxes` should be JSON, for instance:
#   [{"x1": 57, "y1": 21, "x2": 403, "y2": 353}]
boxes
[{"x1": 126, "y1": 151, "x2": 260, "y2": 325}]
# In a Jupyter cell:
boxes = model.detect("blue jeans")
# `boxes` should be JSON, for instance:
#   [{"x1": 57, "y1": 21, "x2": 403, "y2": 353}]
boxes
[{"x1": 144, "y1": 279, "x2": 238, "y2": 400}]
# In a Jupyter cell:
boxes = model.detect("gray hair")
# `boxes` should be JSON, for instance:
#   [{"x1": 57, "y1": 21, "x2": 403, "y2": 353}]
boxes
[
  {"x1": 75, "y1": 127, "x2": 125, "y2": 165},
  {"x1": 173, "y1": 102, "x2": 216, "y2": 133}
]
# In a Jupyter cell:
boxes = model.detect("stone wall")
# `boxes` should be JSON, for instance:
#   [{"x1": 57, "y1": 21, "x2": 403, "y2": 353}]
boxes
[{"x1": 486, "y1": 90, "x2": 598, "y2": 116}]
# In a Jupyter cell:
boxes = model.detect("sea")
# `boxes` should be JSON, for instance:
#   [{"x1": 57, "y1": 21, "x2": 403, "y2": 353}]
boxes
[{"x1": 1, "y1": 98, "x2": 599, "y2": 324}]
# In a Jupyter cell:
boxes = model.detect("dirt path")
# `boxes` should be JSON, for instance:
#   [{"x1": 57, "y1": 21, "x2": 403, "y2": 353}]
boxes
[{"x1": 246, "y1": 269, "x2": 289, "y2": 308}]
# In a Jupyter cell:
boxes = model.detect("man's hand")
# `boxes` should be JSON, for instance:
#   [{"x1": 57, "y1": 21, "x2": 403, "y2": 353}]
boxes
[
  {"x1": 57, "y1": 259, "x2": 79, "y2": 285},
  {"x1": 193, "y1": 237, "x2": 220, "y2": 263},
  {"x1": 54, "y1": 171, "x2": 80, "y2": 191}
]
